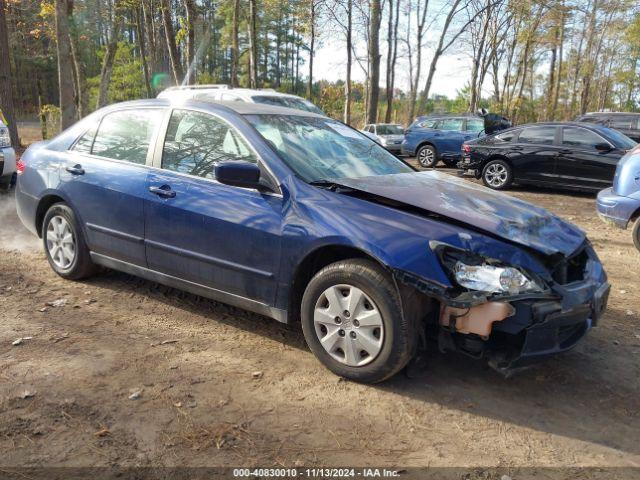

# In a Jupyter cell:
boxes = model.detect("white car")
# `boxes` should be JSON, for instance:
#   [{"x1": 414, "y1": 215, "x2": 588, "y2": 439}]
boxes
[
  {"x1": 157, "y1": 85, "x2": 324, "y2": 115},
  {"x1": 361, "y1": 123, "x2": 405, "y2": 153},
  {"x1": 0, "y1": 119, "x2": 16, "y2": 192}
]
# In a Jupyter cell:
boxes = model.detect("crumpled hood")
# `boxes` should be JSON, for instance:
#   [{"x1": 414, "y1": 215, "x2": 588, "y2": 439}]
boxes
[{"x1": 334, "y1": 171, "x2": 586, "y2": 257}]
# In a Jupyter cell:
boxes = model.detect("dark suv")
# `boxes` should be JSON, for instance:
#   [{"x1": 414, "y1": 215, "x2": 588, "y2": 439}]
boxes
[{"x1": 576, "y1": 112, "x2": 640, "y2": 142}]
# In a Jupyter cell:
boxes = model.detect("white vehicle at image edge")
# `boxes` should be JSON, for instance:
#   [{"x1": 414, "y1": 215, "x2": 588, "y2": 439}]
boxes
[
  {"x1": 361, "y1": 123, "x2": 405, "y2": 154},
  {"x1": 0, "y1": 119, "x2": 16, "y2": 193},
  {"x1": 157, "y1": 84, "x2": 325, "y2": 115}
]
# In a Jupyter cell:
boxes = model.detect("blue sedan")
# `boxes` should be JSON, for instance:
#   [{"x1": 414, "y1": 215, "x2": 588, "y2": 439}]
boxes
[
  {"x1": 597, "y1": 145, "x2": 640, "y2": 251},
  {"x1": 401, "y1": 115, "x2": 485, "y2": 167},
  {"x1": 16, "y1": 99, "x2": 609, "y2": 382}
]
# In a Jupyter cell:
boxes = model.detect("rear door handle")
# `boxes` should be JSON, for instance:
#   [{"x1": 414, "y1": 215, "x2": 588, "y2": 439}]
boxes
[
  {"x1": 65, "y1": 164, "x2": 85, "y2": 175},
  {"x1": 149, "y1": 185, "x2": 176, "y2": 198}
]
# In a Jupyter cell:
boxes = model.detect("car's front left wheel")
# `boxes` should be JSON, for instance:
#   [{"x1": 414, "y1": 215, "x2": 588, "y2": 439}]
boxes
[
  {"x1": 42, "y1": 203, "x2": 97, "y2": 280},
  {"x1": 300, "y1": 259, "x2": 416, "y2": 383}
]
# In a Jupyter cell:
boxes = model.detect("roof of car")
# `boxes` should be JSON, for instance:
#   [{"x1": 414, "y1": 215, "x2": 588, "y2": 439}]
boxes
[{"x1": 101, "y1": 98, "x2": 325, "y2": 118}]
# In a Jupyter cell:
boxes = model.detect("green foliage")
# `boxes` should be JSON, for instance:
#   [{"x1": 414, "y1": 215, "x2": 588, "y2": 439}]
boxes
[{"x1": 87, "y1": 43, "x2": 148, "y2": 111}]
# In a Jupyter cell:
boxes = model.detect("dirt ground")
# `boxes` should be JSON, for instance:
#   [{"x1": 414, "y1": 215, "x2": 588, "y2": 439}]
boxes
[{"x1": 1, "y1": 156, "x2": 639, "y2": 477}]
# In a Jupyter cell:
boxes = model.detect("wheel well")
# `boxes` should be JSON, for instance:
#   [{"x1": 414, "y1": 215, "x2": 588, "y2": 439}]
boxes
[
  {"x1": 631, "y1": 207, "x2": 640, "y2": 222},
  {"x1": 35, "y1": 195, "x2": 65, "y2": 238},
  {"x1": 288, "y1": 246, "x2": 385, "y2": 323}
]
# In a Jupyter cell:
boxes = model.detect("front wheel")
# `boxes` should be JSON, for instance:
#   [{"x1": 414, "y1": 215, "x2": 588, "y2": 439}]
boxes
[
  {"x1": 482, "y1": 159, "x2": 513, "y2": 190},
  {"x1": 300, "y1": 259, "x2": 416, "y2": 383},
  {"x1": 417, "y1": 145, "x2": 437, "y2": 168},
  {"x1": 632, "y1": 217, "x2": 640, "y2": 253}
]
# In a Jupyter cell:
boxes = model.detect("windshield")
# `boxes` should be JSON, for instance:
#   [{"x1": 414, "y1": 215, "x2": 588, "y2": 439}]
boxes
[
  {"x1": 603, "y1": 127, "x2": 637, "y2": 150},
  {"x1": 247, "y1": 115, "x2": 414, "y2": 182},
  {"x1": 251, "y1": 95, "x2": 325, "y2": 115},
  {"x1": 376, "y1": 124, "x2": 403, "y2": 135}
]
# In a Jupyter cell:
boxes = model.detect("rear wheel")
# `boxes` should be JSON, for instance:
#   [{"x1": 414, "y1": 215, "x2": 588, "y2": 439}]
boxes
[
  {"x1": 0, "y1": 175, "x2": 11, "y2": 193},
  {"x1": 417, "y1": 145, "x2": 437, "y2": 168},
  {"x1": 482, "y1": 159, "x2": 513, "y2": 190},
  {"x1": 632, "y1": 217, "x2": 640, "y2": 253},
  {"x1": 42, "y1": 203, "x2": 97, "y2": 280},
  {"x1": 300, "y1": 259, "x2": 416, "y2": 383}
]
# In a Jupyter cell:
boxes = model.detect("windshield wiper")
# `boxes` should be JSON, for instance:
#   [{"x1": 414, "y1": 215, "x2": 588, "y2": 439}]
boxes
[{"x1": 308, "y1": 179, "x2": 353, "y2": 191}]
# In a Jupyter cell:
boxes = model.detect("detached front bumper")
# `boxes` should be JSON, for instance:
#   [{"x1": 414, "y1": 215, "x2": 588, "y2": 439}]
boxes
[
  {"x1": 488, "y1": 281, "x2": 610, "y2": 370},
  {"x1": 596, "y1": 187, "x2": 640, "y2": 229}
]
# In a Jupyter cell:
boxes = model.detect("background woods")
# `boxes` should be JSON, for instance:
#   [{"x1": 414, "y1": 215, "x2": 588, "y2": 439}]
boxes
[{"x1": 0, "y1": 0, "x2": 638, "y2": 144}]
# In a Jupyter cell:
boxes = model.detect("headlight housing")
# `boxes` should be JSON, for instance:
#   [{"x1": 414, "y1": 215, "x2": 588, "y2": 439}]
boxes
[
  {"x1": 436, "y1": 246, "x2": 543, "y2": 295},
  {"x1": 453, "y1": 261, "x2": 541, "y2": 294},
  {"x1": 0, "y1": 126, "x2": 10, "y2": 149}
]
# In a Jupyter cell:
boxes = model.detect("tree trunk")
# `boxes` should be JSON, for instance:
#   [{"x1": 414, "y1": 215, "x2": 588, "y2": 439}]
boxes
[
  {"x1": 551, "y1": 5, "x2": 564, "y2": 119},
  {"x1": 68, "y1": 9, "x2": 87, "y2": 119},
  {"x1": 135, "y1": 7, "x2": 153, "y2": 97},
  {"x1": 307, "y1": 0, "x2": 316, "y2": 99},
  {"x1": 366, "y1": 0, "x2": 381, "y2": 123},
  {"x1": 343, "y1": 0, "x2": 352, "y2": 124},
  {"x1": 183, "y1": 0, "x2": 197, "y2": 85},
  {"x1": 384, "y1": 0, "x2": 400, "y2": 122},
  {"x1": 96, "y1": 17, "x2": 121, "y2": 109},
  {"x1": 248, "y1": 0, "x2": 259, "y2": 88},
  {"x1": 231, "y1": 0, "x2": 240, "y2": 87},
  {"x1": 161, "y1": 0, "x2": 184, "y2": 85},
  {"x1": 55, "y1": 0, "x2": 77, "y2": 129},
  {"x1": 0, "y1": 0, "x2": 18, "y2": 145}
]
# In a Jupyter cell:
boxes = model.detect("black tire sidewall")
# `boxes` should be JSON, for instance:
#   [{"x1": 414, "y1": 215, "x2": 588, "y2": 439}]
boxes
[
  {"x1": 482, "y1": 159, "x2": 513, "y2": 190},
  {"x1": 633, "y1": 217, "x2": 640, "y2": 253},
  {"x1": 42, "y1": 203, "x2": 93, "y2": 280},
  {"x1": 417, "y1": 145, "x2": 437, "y2": 168},
  {"x1": 300, "y1": 260, "x2": 413, "y2": 383}
]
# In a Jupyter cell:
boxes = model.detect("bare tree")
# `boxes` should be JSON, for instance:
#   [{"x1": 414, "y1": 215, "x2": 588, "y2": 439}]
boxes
[
  {"x1": 248, "y1": 0, "x2": 259, "y2": 88},
  {"x1": 231, "y1": 0, "x2": 240, "y2": 87},
  {"x1": 0, "y1": 0, "x2": 18, "y2": 145},
  {"x1": 384, "y1": 0, "x2": 401, "y2": 122},
  {"x1": 366, "y1": 0, "x2": 382, "y2": 123},
  {"x1": 55, "y1": 0, "x2": 77, "y2": 129},
  {"x1": 161, "y1": 0, "x2": 184, "y2": 85},
  {"x1": 97, "y1": 9, "x2": 122, "y2": 108}
]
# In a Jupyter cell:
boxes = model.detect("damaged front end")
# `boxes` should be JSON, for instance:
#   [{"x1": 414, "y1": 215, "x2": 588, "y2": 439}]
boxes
[{"x1": 395, "y1": 240, "x2": 610, "y2": 373}]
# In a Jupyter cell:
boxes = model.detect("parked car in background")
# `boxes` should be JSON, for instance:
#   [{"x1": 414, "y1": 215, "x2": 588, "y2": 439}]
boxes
[
  {"x1": 15, "y1": 98, "x2": 610, "y2": 382},
  {"x1": 459, "y1": 122, "x2": 637, "y2": 191},
  {"x1": 361, "y1": 123, "x2": 405, "y2": 153},
  {"x1": 0, "y1": 118, "x2": 16, "y2": 193},
  {"x1": 158, "y1": 84, "x2": 325, "y2": 115},
  {"x1": 576, "y1": 112, "x2": 640, "y2": 142},
  {"x1": 597, "y1": 145, "x2": 640, "y2": 252},
  {"x1": 401, "y1": 115, "x2": 485, "y2": 168}
]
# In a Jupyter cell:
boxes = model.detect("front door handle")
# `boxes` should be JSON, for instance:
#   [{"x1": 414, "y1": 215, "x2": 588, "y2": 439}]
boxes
[
  {"x1": 149, "y1": 185, "x2": 176, "y2": 198},
  {"x1": 65, "y1": 164, "x2": 85, "y2": 175}
]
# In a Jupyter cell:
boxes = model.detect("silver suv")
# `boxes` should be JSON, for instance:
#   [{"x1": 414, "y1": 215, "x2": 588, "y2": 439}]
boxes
[
  {"x1": 157, "y1": 85, "x2": 324, "y2": 115},
  {"x1": 0, "y1": 119, "x2": 16, "y2": 193}
]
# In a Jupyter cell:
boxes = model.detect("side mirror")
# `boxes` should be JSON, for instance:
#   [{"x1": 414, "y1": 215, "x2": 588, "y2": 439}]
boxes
[
  {"x1": 595, "y1": 142, "x2": 613, "y2": 152},
  {"x1": 215, "y1": 161, "x2": 261, "y2": 189}
]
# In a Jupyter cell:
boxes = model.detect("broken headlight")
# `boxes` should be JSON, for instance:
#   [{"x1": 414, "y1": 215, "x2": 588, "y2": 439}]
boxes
[
  {"x1": 453, "y1": 261, "x2": 541, "y2": 295},
  {"x1": 435, "y1": 245, "x2": 543, "y2": 295}
]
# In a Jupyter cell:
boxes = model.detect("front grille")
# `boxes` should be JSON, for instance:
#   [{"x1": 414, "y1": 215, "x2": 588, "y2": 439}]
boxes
[{"x1": 552, "y1": 247, "x2": 589, "y2": 284}]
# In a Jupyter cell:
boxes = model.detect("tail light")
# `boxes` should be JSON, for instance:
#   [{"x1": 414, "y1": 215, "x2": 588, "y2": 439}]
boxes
[
  {"x1": 16, "y1": 158, "x2": 25, "y2": 175},
  {"x1": 462, "y1": 144, "x2": 472, "y2": 154}
]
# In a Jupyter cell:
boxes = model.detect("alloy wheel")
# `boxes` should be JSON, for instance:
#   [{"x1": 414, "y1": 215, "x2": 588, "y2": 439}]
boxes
[
  {"x1": 46, "y1": 215, "x2": 76, "y2": 269},
  {"x1": 484, "y1": 163, "x2": 508, "y2": 188},
  {"x1": 418, "y1": 147, "x2": 435, "y2": 167},
  {"x1": 313, "y1": 284, "x2": 384, "y2": 367}
]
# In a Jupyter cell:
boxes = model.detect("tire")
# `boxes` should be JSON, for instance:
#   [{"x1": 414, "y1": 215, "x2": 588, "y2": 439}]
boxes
[
  {"x1": 482, "y1": 159, "x2": 513, "y2": 190},
  {"x1": 0, "y1": 176, "x2": 11, "y2": 194},
  {"x1": 300, "y1": 259, "x2": 416, "y2": 383},
  {"x1": 417, "y1": 144, "x2": 437, "y2": 168},
  {"x1": 42, "y1": 202, "x2": 97, "y2": 280},
  {"x1": 632, "y1": 217, "x2": 640, "y2": 253}
]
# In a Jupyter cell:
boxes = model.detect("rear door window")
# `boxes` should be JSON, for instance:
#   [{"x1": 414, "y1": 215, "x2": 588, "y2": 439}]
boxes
[
  {"x1": 609, "y1": 117, "x2": 635, "y2": 130},
  {"x1": 91, "y1": 109, "x2": 162, "y2": 164},
  {"x1": 561, "y1": 127, "x2": 607, "y2": 149},
  {"x1": 518, "y1": 126, "x2": 557, "y2": 145},
  {"x1": 438, "y1": 118, "x2": 464, "y2": 131}
]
